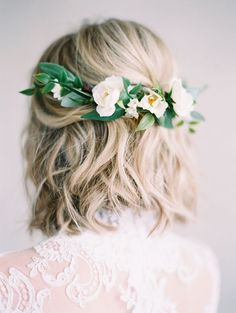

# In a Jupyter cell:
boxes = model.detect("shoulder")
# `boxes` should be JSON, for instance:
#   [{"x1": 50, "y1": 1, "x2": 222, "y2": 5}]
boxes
[
  {"x1": 0, "y1": 232, "x2": 124, "y2": 312},
  {"x1": 0, "y1": 231, "x2": 221, "y2": 313},
  {"x1": 0, "y1": 232, "x2": 77, "y2": 276},
  {"x1": 0, "y1": 245, "x2": 49, "y2": 313},
  {"x1": 165, "y1": 232, "x2": 221, "y2": 280},
  {"x1": 173, "y1": 233, "x2": 220, "y2": 272},
  {"x1": 0, "y1": 247, "x2": 36, "y2": 275},
  {"x1": 163, "y1": 232, "x2": 221, "y2": 311}
]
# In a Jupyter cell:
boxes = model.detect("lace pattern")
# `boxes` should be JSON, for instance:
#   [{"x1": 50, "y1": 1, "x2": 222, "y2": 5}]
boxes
[
  {"x1": 0, "y1": 209, "x2": 220, "y2": 313},
  {"x1": 0, "y1": 269, "x2": 50, "y2": 313}
]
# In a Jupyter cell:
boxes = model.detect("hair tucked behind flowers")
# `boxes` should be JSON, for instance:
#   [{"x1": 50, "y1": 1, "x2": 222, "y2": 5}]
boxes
[{"x1": 22, "y1": 18, "x2": 198, "y2": 237}]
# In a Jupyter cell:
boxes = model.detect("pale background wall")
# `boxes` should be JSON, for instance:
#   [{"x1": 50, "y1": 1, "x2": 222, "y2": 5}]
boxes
[{"x1": 0, "y1": 0, "x2": 235, "y2": 311}]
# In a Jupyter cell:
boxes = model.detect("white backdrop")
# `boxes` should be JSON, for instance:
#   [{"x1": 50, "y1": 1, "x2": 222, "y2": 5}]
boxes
[{"x1": 0, "y1": 0, "x2": 235, "y2": 311}]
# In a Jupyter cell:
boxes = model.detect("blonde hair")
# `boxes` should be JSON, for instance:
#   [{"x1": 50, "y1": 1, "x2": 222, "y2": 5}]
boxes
[{"x1": 22, "y1": 18, "x2": 198, "y2": 237}]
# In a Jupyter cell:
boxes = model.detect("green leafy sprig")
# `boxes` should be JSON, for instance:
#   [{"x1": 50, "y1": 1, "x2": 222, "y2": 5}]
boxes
[
  {"x1": 20, "y1": 62, "x2": 93, "y2": 108},
  {"x1": 19, "y1": 62, "x2": 205, "y2": 132}
]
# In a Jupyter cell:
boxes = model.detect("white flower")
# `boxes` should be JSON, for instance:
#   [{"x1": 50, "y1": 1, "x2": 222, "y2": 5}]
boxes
[
  {"x1": 137, "y1": 90, "x2": 168, "y2": 118},
  {"x1": 125, "y1": 98, "x2": 139, "y2": 119},
  {"x1": 170, "y1": 78, "x2": 194, "y2": 117},
  {"x1": 51, "y1": 79, "x2": 63, "y2": 100},
  {"x1": 92, "y1": 76, "x2": 124, "y2": 117}
]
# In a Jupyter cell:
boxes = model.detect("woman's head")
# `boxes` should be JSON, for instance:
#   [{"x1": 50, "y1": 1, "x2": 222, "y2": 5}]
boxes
[{"x1": 23, "y1": 18, "x2": 198, "y2": 236}]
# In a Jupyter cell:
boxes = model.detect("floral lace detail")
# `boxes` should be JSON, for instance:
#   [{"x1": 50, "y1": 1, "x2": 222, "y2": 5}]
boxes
[
  {"x1": 0, "y1": 268, "x2": 50, "y2": 313},
  {"x1": 0, "y1": 209, "x2": 220, "y2": 313}
]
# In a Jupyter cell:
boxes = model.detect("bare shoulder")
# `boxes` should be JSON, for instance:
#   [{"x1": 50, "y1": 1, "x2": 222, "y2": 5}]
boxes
[
  {"x1": 178, "y1": 233, "x2": 220, "y2": 267},
  {"x1": 0, "y1": 247, "x2": 36, "y2": 275},
  {"x1": 165, "y1": 232, "x2": 221, "y2": 312},
  {"x1": 169, "y1": 232, "x2": 221, "y2": 277}
]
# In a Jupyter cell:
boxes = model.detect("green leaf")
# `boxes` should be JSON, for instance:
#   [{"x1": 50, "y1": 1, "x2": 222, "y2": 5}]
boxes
[
  {"x1": 41, "y1": 82, "x2": 55, "y2": 94},
  {"x1": 122, "y1": 77, "x2": 131, "y2": 91},
  {"x1": 61, "y1": 97, "x2": 78, "y2": 108},
  {"x1": 190, "y1": 111, "x2": 205, "y2": 121},
  {"x1": 71, "y1": 88, "x2": 92, "y2": 99},
  {"x1": 34, "y1": 73, "x2": 50, "y2": 84},
  {"x1": 60, "y1": 87, "x2": 71, "y2": 97},
  {"x1": 60, "y1": 92, "x2": 90, "y2": 107},
  {"x1": 183, "y1": 83, "x2": 208, "y2": 101},
  {"x1": 176, "y1": 120, "x2": 184, "y2": 127},
  {"x1": 60, "y1": 70, "x2": 68, "y2": 83},
  {"x1": 188, "y1": 127, "x2": 196, "y2": 133},
  {"x1": 136, "y1": 108, "x2": 148, "y2": 113},
  {"x1": 81, "y1": 104, "x2": 125, "y2": 121},
  {"x1": 19, "y1": 87, "x2": 35, "y2": 96},
  {"x1": 158, "y1": 108, "x2": 175, "y2": 129},
  {"x1": 117, "y1": 99, "x2": 125, "y2": 109},
  {"x1": 135, "y1": 112, "x2": 155, "y2": 131},
  {"x1": 164, "y1": 91, "x2": 174, "y2": 105},
  {"x1": 189, "y1": 120, "x2": 200, "y2": 125},
  {"x1": 74, "y1": 76, "x2": 83, "y2": 88},
  {"x1": 129, "y1": 83, "x2": 142, "y2": 95},
  {"x1": 38, "y1": 62, "x2": 75, "y2": 81},
  {"x1": 137, "y1": 90, "x2": 145, "y2": 101},
  {"x1": 71, "y1": 92, "x2": 91, "y2": 104},
  {"x1": 120, "y1": 90, "x2": 131, "y2": 105}
]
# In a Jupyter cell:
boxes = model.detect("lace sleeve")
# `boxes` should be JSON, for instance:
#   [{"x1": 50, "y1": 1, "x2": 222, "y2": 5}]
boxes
[
  {"x1": 0, "y1": 240, "x2": 129, "y2": 313},
  {"x1": 0, "y1": 231, "x2": 221, "y2": 313}
]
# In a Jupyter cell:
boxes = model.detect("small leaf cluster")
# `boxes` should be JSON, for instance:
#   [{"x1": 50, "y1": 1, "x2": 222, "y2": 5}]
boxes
[{"x1": 20, "y1": 62, "x2": 92, "y2": 107}]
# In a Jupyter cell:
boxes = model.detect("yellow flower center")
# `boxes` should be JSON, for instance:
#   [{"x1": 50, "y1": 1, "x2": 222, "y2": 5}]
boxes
[
  {"x1": 148, "y1": 94, "x2": 158, "y2": 106},
  {"x1": 102, "y1": 89, "x2": 110, "y2": 100}
]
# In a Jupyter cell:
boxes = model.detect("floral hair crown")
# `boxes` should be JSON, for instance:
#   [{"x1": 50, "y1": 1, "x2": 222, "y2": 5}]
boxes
[{"x1": 20, "y1": 62, "x2": 205, "y2": 132}]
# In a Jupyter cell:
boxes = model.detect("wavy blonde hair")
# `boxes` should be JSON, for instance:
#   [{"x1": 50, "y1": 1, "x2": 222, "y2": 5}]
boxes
[{"x1": 22, "y1": 18, "x2": 198, "y2": 237}]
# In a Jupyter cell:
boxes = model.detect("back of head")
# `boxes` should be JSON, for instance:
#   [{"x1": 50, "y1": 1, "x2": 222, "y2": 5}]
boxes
[{"x1": 23, "y1": 18, "x2": 197, "y2": 236}]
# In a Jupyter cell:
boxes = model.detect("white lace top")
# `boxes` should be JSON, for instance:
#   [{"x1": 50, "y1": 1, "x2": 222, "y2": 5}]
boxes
[{"x1": 0, "y1": 208, "x2": 220, "y2": 313}]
